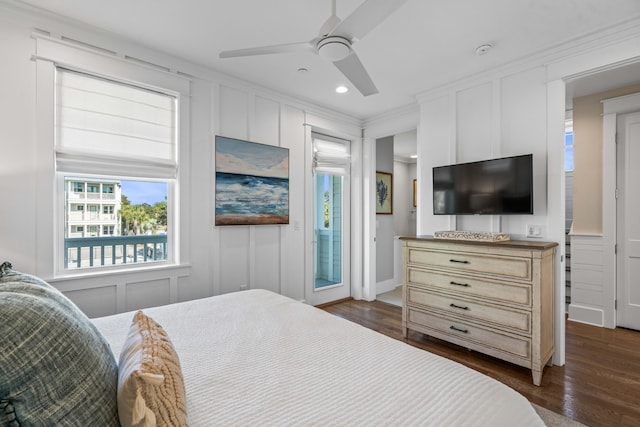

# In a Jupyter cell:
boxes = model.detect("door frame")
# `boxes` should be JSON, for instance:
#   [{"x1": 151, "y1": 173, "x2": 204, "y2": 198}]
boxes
[
  {"x1": 303, "y1": 119, "x2": 362, "y2": 306},
  {"x1": 362, "y1": 113, "x2": 419, "y2": 301}
]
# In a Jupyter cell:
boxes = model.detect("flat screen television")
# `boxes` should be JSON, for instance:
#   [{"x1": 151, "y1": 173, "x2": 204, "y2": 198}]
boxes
[{"x1": 433, "y1": 154, "x2": 533, "y2": 215}]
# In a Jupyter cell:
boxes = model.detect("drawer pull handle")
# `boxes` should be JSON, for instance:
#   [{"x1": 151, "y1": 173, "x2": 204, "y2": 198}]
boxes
[
  {"x1": 450, "y1": 325, "x2": 468, "y2": 334},
  {"x1": 449, "y1": 259, "x2": 469, "y2": 264},
  {"x1": 450, "y1": 281, "x2": 470, "y2": 287},
  {"x1": 450, "y1": 303, "x2": 469, "y2": 310}
]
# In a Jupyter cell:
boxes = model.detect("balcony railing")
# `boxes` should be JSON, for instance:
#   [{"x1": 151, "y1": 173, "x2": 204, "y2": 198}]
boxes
[
  {"x1": 68, "y1": 192, "x2": 116, "y2": 201},
  {"x1": 67, "y1": 212, "x2": 117, "y2": 221},
  {"x1": 64, "y1": 234, "x2": 167, "y2": 269}
]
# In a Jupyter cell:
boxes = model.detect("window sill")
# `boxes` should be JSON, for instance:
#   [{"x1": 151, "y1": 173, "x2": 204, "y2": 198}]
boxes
[{"x1": 47, "y1": 262, "x2": 192, "y2": 284}]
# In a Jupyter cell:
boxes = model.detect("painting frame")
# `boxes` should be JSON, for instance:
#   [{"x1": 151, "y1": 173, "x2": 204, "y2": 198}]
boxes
[
  {"x1": 214, "y1": 135, "x2": 289, "y2": 226},
  {"x1": 376, "y1": 171, "x2": 393, "y2": 214}
]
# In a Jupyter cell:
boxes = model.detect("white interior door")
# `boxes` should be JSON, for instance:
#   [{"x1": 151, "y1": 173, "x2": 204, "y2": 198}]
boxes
[
  {"x1": 306, "y1": 134, "x2": 352, "y2": 306},
  {"x1": 616, "y1": 111, "x2": 640, "y2": 330}
]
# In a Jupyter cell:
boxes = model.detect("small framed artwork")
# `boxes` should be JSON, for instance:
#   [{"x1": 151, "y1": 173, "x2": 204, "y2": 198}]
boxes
[
  {"x1": 376, "y1": 171, "x2": 393, "y2": 214},
  {"x1": 413, "y1": 179, "x2": 417, "y2": 207}
]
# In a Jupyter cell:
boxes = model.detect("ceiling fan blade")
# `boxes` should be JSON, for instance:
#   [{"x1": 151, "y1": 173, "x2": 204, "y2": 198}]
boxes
[
  {"x1": 318, "y1": 0, "x2": 341, "y2": 36},
  {"x1": 330, "y1": 0, "x2": 409, "y2": 41},
  {"x1": 333, "y1": 52, "x2": 378, "y2": 96},
  {"x1": 220, "y1": 41, "x2": 313, "y2": 59},
  {"x1": 318, "y1": 14, "x2": 342, "y2": 36}
]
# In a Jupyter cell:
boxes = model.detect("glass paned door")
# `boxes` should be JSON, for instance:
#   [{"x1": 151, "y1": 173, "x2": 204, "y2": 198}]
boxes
[{"x1": 314, "y1": 173, "x2": 343, "y2": 290}]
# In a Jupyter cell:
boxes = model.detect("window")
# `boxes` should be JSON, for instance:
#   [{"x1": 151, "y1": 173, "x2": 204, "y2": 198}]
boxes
[
  {"x1": 74, "y1": 205, "x2": 84, "y2": 211},
  {"x1": 34, "y1": 35, "x2": 188, "y2": 279},
  {"x1": 565, "y1": 115, "x2": 574, "y2": 172},
  {"x1": 56, "y1": 68, "x2": 177, "y2": 271}
]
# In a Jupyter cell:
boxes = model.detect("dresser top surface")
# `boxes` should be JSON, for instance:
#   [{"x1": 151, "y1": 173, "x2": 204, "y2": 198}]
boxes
[{"x1": 400, "y1": 235, "x2": 558, "y2": 251}]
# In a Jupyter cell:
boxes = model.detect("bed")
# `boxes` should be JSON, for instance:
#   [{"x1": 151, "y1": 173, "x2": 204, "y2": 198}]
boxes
[{"x1": 92, "y1": 289, "x2": 545, "y2": 426}]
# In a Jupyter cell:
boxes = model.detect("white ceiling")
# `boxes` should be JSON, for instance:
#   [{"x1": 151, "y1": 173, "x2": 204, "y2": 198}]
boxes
[
  {"x1": 393, "y1": 129, "x2": 417, "y2": 163},
  {"x1": 11, "y1": 0, "x2": 640, "y2": 119}
]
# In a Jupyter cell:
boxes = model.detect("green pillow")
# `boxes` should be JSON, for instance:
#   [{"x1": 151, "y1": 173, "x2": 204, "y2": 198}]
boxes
[{"x1": 0, "y1": 262, "x2": 120, "y2": 426}]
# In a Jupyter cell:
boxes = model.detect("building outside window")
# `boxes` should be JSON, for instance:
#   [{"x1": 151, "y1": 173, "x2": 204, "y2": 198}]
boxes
[{"x1": 65, "y1": 179, "x2": 121, "y2": 238}]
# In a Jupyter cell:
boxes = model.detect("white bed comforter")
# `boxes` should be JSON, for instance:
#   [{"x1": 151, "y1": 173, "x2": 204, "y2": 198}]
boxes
[{"x1": 92, "y1": 289, "x2": 545, "y2": 427}]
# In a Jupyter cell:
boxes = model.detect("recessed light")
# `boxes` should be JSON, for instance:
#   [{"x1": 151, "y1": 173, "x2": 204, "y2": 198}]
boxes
[
  {"x1": 297, "y1": 67, "x2": 308, "y2": 73},
  {"x1": 336, "y1": 85, "x2": 349, "y2": 94}
]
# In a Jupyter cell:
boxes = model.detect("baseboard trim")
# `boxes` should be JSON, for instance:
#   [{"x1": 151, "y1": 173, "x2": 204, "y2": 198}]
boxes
[
  {"x1": 568, "y1": 304, "x2": 604, "y2": 327},
  {"x1": 376, "y1": 278, "x2": 400, "y2": 294}
]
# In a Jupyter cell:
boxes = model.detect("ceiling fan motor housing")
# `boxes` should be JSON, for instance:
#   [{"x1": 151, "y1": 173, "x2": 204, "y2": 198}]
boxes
[{"x1": 317, "y1": 36, "x2": 351, "y2": 62}]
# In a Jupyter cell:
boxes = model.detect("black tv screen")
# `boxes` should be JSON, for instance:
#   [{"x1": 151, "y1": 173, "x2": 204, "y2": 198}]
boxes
[{"x1": 433, "y1": 154, "x2": 533, "y2": 215}]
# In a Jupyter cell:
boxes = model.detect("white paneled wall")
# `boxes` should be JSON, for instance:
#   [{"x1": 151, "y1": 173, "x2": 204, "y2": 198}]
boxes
[
  {"x1": 417, "y1": 68, "x2": 552, "y2": 239},
  {"x1": 212, "y1": 85, "x2": 307, "y2": 301},
  {"x1": 456, "y1": 83, "x2": 493, "y2": 162},
  {"x1": 50, "y1": 265, "x2": 191, "y2": 317},
  {"x1": 568, "y1": 236, "x2": 605, "y2": 326}
]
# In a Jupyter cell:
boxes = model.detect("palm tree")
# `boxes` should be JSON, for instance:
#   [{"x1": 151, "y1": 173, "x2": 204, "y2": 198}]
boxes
[{"x1": 120, "y1": 204, "x2": 150, "y2": 235}]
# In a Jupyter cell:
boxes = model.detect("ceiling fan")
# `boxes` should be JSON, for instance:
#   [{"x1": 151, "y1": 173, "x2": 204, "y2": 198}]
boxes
[{"x1": 219, "y1": 0, "x2": 409, "y2": 96}]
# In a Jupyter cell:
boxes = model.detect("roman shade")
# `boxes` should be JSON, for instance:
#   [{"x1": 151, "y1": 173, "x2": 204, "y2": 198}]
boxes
[
  {"x1": 312, "y1": 133, "x2": 350, "y2": 176},
  {"x1": 55, "y1": 68, "x2": 178, "y2": 179}
]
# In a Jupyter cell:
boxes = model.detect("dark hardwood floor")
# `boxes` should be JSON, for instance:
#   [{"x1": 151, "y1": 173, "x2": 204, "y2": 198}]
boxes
[{"x1": 321, "y1": 299, "x2": 640, "y2": 427}]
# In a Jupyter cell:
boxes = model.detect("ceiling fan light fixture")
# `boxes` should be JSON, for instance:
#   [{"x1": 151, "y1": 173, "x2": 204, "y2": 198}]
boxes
[{"x1": 317, "y1": 36, "x2": 351, "y2": 62}]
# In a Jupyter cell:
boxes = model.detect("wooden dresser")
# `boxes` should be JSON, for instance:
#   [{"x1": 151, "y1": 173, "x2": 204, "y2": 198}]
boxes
[{"x1": 401, "y1": 236, "x2": 557, "y2": 385}]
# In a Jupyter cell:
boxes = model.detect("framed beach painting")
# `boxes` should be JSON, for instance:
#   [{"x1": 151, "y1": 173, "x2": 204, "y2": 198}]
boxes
[
  {"x1": 215, "y1": 136, "x2": 289, "y2": 226},
  {"x1": 376, "y1": 171, "x2": 392, "y2": 214}
]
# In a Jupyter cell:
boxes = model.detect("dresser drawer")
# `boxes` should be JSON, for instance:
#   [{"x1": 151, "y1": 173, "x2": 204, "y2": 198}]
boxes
[
  {"x1": 407, "y1": 308, "x2": 531, "y2": 360},
  {"x1": 407, "y1": 287, "x2": 531, "y2": 334},
  {"x1": 408, "y1": 248, "x2": 532, "y2": 281},
  {"x1": 407, "y1": 269, "x2": 532, "y2": 307}
]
